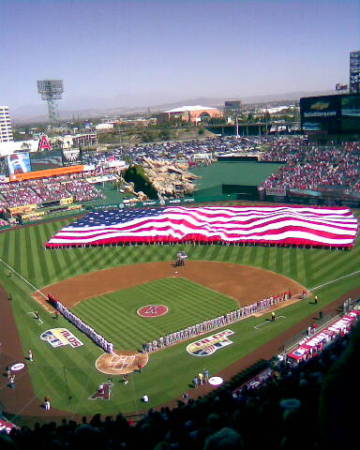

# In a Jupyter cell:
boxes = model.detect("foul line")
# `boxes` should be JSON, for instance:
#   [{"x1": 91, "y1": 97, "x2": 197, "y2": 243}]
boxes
[
  {"x1": 310, "y1": 269, "x2": 360, "y2": 292},
  {"x1": 254, "y1": 315, "x2": 286, "y2": 329},
  {"x1": 0, "y1": 257, "x2": 47, "y2": 299}
]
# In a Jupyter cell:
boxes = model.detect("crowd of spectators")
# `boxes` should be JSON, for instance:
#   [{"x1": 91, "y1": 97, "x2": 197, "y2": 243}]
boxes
[
  {"x1": 1, "y1": 135, "x2": 360, "y2": 211},
  {"x1": 82, "y1": 136, "x2": 264, "y2": 166},
  {"x1": 0, "y1": 182, "x2": 43, "y2": 207},
  {"x1": 2, "y1": 311, "x2": 359, "y2": 450},
  {"x1": 0, "y1": 217, "x2": 9, "y2": 227},
  {"x1": 0, "y1": 172, "x2": 108, "y2": 208},
  {"x1": 82, "y1": 135, "x2": 360, "y2": 195},
  {"x1": 261, "y1": 139, "x2": 360, "y2": 194}
]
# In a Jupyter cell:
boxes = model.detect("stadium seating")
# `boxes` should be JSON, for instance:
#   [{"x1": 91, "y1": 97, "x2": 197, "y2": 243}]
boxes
[{"x1": 3, "y1": 311, "x2": 359, "y2": 450}]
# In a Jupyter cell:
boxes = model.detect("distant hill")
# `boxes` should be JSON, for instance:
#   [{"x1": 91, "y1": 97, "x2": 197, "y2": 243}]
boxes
[{"x1": 13, "y1": 89, "x2": 337, "y2": 124}]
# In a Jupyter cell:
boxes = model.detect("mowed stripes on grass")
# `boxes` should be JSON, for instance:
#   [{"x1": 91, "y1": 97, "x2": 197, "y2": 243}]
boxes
[
  {"x1": 72, "y1": 278, "x2": 238, "y2": 350},
  {"x1": 1, "y1": 215, "x2": 360, "y2": 291},
  {"x1": 0, "y1": 209, "x2": 359, "y2": 415}
]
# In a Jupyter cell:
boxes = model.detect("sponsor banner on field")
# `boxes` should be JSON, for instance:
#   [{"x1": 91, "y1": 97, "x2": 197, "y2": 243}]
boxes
[
  {"x1": 186, "y1": 329, "x2": 234, "y2": 357},
  {"x1": 40, "y1": 328, "x2": 84, "y2": 348}
]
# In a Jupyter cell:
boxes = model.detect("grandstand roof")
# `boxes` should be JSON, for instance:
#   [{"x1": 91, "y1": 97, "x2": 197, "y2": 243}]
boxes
[{"x1": 165, "y1": 105, "x2": 218, "y2": 113}]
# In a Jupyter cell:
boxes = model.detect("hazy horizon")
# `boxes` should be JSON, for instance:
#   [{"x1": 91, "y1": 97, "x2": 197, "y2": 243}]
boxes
[{"x1": 1, "y1": 0, "x2": 359, "y2": 116}]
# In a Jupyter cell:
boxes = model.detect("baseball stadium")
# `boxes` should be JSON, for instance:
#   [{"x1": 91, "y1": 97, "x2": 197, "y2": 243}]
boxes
[{"x1": 0, "y1": 134, "x2": 360, "y2": 450}]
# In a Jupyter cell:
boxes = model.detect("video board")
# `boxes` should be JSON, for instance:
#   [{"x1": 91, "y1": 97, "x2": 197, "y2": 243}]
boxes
[
  {"x1": 30, "y1": 151, "x2": 63, "y2": 171},
  {"x1": 62, "y1": 148, "x2": 82, "y2": 167},
  {"x1": 300, "y1": 95, "x2": 341, "y2": 134},
  {"x1": 341, "y1": 95, "x2": 360, "y2": 132},
  {"x1": 7, "y1": 153, "x2": 32, "y2": 175},
  {"x1": 301, "y1": 94, "x2": 360, "y2": 134}
]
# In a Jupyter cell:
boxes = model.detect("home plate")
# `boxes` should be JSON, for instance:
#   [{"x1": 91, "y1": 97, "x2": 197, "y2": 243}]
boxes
[{"x1": 254, "y1": 315, "x2": 286, "y2": 330}]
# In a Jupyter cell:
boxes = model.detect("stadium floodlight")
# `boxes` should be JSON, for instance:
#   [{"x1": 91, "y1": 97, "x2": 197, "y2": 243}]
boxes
[{"x1": 37, "y1": 79, "x2": 64, "y2": 123}]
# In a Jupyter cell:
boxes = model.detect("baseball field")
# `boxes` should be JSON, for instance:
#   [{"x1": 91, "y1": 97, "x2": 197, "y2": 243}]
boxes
[{"x1": 0, "y1": 208, "x2": 359, "y2": 422}]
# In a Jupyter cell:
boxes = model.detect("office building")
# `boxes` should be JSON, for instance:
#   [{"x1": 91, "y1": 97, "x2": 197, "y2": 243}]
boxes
[
  {"x1": 0, "y1": 106, "x2": 13, "y2": 143},
  {"x1": 349, "y1": 50, "x2": 360, "y2": 94}
]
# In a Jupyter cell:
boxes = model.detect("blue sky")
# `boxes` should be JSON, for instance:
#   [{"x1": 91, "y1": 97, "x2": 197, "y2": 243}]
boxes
[{"x1": 1, "y1": 0, "x2": 359, "y2": 112}]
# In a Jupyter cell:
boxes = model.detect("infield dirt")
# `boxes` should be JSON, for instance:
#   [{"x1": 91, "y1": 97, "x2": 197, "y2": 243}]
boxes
[
  {"x1": 2, "y1": 281, "x2": 360, "y2": 421},
  {"x1": 34, "y1": 260, "x2": 306, "y2": 309},
  {"x1": 3, "y1": 259, "x2": 358, "y2": 422}
]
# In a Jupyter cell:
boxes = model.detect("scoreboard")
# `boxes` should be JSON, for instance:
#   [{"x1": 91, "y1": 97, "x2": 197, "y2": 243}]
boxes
[{"x1": 300, "y1": 94, "x2": 360, "y2": 134}]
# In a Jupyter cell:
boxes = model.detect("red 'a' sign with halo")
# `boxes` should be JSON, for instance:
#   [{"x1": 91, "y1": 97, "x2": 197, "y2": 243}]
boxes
[{"x1": 38, "y1": 135, "x2": 52, "y2": 151}]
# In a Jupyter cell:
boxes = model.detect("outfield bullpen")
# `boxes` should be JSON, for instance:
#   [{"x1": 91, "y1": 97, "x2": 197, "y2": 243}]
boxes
[
  {"x1": 191, "y1": 161, "x2": 282, "y2": 198},
  {"x1": 0, "y1": 211, "x2": 359, "y2": 419}
]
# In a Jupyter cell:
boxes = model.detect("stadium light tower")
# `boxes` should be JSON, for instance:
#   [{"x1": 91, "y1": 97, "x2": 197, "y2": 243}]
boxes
[{"x1": 37, "y1": 79, "x2": 64, "y2": 123}]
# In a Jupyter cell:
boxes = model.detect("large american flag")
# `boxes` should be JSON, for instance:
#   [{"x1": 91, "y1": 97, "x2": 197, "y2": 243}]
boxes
[{"x1": 45, "y1": 206, "x2": 358, "y2": 248}]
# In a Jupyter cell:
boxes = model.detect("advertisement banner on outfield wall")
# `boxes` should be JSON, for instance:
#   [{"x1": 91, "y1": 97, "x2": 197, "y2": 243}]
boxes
[
  {"x1": 21, "y1": 210, "x2": 45, "y2": 221},
  {"x1": 60, "y1": 197, "x2": 74, "y2": 206},
  {"x1": 8, "y1": 204, "x2": 38, "y2": 215}
]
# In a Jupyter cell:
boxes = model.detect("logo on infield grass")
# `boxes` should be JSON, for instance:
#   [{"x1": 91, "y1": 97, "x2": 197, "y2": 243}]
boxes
[
  {"x1": 96, "y1": 351, "x2": 149, "y2": 375},
  {"x1": 137, "y1": 304, "x2": 169, "y2": 318},
  {"x1": 89, "y1": 382, "x2": 113, "y2": 400},
  {"x1": 186, "y1": 329, "x2": 235, "y2": 357},
  {"x1": 40, "y1": 328, "x2": 83, "y2": 348}
]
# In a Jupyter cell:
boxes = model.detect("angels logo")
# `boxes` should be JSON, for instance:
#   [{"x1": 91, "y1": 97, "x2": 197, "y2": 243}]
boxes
[
  {"x1": 38, "y1": 135, "x2": 52, "y2": 151},
  {"x1": 137, "y1": 304, "x2": 169, "y2": 318},
  {"x1": 186, "y1": 329, "x2": 235, "y2": 357},
  {"x1": 89, "y1": 382, "x2": 113, "y2": 400}
]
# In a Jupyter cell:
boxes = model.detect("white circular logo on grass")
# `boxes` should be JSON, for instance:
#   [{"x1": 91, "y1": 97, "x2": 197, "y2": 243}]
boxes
[
  {"x1": 209, "y1": 377, "x2": 223, "y2": 386},
  {"x1": 11, "y1": 363, "x2": 25, "y2": 372}
]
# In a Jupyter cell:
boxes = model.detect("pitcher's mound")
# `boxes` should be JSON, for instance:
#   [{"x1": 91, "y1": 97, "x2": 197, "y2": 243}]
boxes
[{"x1": 96, "y1": 350, "x2": 149, "y2": 375}]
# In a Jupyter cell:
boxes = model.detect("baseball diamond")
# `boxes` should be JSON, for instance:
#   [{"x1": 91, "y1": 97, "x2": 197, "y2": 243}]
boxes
[{"x1": 0, "y1": 208, "x2": 359, "y2": 421}]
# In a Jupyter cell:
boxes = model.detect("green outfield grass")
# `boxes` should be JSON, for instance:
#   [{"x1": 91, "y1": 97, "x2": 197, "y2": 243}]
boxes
[
  {"x1": 0, "y1": 211, "x2": 359, "y2": 416},
  {"x1": 191, "y1": 161, "x2": 283, "y2": 198}
]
